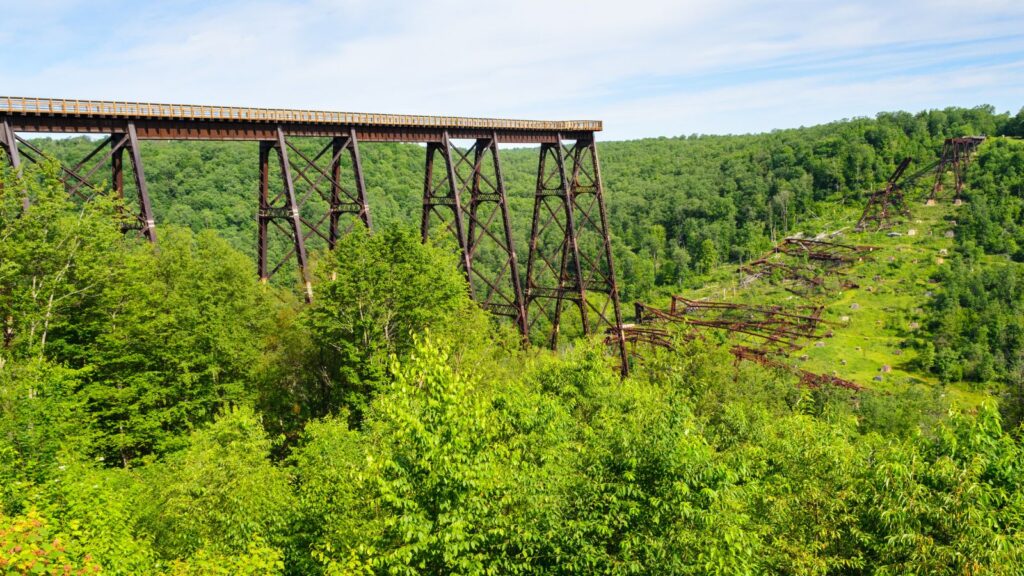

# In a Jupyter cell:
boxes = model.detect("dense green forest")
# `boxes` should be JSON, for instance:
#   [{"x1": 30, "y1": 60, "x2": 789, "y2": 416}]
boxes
[{"x1": 3, "y1": 105, "x2": 1024, "y2": 574}]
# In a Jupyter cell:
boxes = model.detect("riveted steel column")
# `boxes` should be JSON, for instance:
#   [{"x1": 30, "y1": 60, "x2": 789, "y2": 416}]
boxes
[
  {"x1": 561, "y1": 138, "x2": 590, "y2": 339},
  {"x1": 328, "y1": 128, "x2": 372, "y2": 247},
  {"x1": 0, "y1": 116, "x2": 26, "y2": 210},
  {"x1": 348, "y1": 128, "x2": 372, "y2": 231},
  {"x1": 486, "y1": 135, "x2": 527, "y2": 335},
  {"x1": 526, "y1": 136, "x2": 587, "y2": 349},
  {"x1": 126, "y1": 122, "x2": 156, "y2": 243},
  {"x1": 257, "y1": 141, "x2": 272, "y2": 282},
  {"x1": 0, "y1": 117, "x2": 20, "y2": 170},
  {"x1": 328, "y1": 137, "x2": 344, "y2": 247},
  {"x1": 422, "y1": 131, "x2": 474, "y2": 295},
  {"x1": 465, "y1": 134, "x2": 528, "y2": 335},
  {"x1": 275, "y1": 126, "x2": 313, "y2": 302},
  {"x1": 584, "y1": 136, "x2": 628, "y2": 375},
  {"x1": 111, "y1": 135, "x2": 124, "y2": 199}
]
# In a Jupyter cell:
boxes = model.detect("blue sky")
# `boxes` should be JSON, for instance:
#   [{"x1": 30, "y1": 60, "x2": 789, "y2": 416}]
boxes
[{"x1": 1, "y1": 0, "x2": 1022, "y2": 140}]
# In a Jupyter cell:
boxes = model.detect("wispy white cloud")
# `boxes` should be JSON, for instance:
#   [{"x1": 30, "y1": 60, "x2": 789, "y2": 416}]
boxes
[{"x1": 1, "y1": 0, "x2": 1022, "y2": 139}]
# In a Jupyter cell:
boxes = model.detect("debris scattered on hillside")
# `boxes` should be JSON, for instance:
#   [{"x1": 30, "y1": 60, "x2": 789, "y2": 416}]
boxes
[{"x1": 740, "y1": 238, "x2": 876, "y2": 295}]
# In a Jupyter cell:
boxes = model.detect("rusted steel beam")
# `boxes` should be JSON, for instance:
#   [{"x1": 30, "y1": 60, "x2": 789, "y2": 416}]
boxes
[
  {"x1": 0, "y1": 116, "x2": 28, "y2": 210},
  {"x1": 275, "y1": 127, "x2": 312, "y2": 302},
  {"x1": 775, "y1": 238, "x2": 876, "y2": 263},
  {"x1": 526, "y1": 139, "x2": 578, "y2": 349},
  {"x1": 730, "y1": 346, "x2": 863, "y2": 390},
  {"x1": 583, "y1": 137, "x2": 628, "y2": 374},
  {"x1": 256, "y1": 130, "x2": 313, "y2": 302},
  {"x1": 344, "y1": 130, "x2": 372, "y2": 233},
  {"x1": 281, "y1": 132, "x2": 372, "y2": 252},
  {"x1": 3, "y1": 115, "x2": 595, "y2": 144},
  {"x1": 0, "y1": 116, "x2": 20, "y2": 169},
  {"x1": 929, "y1": 136, "x2": 985, "y2": 204},
  {"x1": 633, "y1": 296, "x2": 829, "y2": 352},
  {"x1": 740, "y1": 236, "x2": 874, "y2": 293},
  {"x1": 525, "y1": 136, "x2": 626, "y2": 373},
  {"x1": 125, "y1": 122, "x2": 156, "y2": 243},
  {"x1": 464, "y1": 135, "x2": 527, "y2": 334},
  {"x1": 14, "y1": 134, "x2": 124, "y2": 201},
  {"x1": 9, "y1": 127, "x2": 155, "y2": 242},
  {"x1": 422, "y1": 132, "x2": 475, "y2": 297},
  {"x1": 0, "y1": 96, "x2": 601, "y2": 134},
  {"x1": 856, "y1": 157, "x2": 912, "y2": 231},
  {"x1": 258, "y1": 141, "x2": 272, "y2": 281},
  {"x1": 669, "y1": 296, "x2": 828, "y2": 350},
  {"x1": 421, "y1": 134, "x2": 529, "y2": 334}
]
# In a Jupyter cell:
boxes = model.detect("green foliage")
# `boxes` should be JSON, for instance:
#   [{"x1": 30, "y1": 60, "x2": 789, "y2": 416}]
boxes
[
  {"x1": 852, "y1": 403, "x2": 1024, "y2": 573},
  {"x1": 0, "y1": 358, "x2": 89, "y2": 511},
  {"x1": 137, "y1": 407, "x2": 292, "y2": 561},
  {"x1": 0, "y1": 509, "x2": 101, "y2": 575},
  {"x1": 288, "y1": 415, "x2": 366, "y2": 575},
  {"x1": 5, "y1": 108, "x2": 1024, "y2": 575},
  {"x1": 162, "y1": 540, "x2": 285, "y2": 576},
  {"x1": 33, "y1": 462, "x2": 156, "y2": 574},
  {"x1": 311, "y1": 337, "x2": 536, "y2": 575},
  {"x1": 959, "y1": 139, "x2": 1024, "y2": 258},
  {"x1": 0, "y1": 159, "x2": 126, "y2": 359},
  {"x1": 299, "y1": 227, "x2": 488, "y2": 423},
  {"x1": 55, "y1": 227, "x2": 274, "y2": 463}
]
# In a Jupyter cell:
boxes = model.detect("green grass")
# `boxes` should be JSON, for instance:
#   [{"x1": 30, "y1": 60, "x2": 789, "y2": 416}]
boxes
[{"x1": 643, "y1": 198, "x2": 988, "y2": 405}]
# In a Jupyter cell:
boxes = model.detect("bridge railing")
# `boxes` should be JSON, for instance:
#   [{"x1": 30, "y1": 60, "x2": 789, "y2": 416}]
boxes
[{"x1": 0, "y1": 96, "x2": 602, "y2": 132}]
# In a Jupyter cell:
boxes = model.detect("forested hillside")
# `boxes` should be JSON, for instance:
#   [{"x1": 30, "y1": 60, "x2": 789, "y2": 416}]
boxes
[
  {"x1": 3, "y1": 105, "x2": 1024, "y2": 574},
  {"x1": 28, "y1": 106, "x2": 1021, "y2": 301}
]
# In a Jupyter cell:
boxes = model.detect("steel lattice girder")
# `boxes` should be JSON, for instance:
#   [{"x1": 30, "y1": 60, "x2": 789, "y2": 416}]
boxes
[
  {"x1": 668, "y1": 296, "x2": 828, "y2": 350},
  {"x1": 420, "y1": 132, "x2": 528, "y2": 334},
  {"x1": 621, "y1": 300, "x2": 861, "y2": 391},
  {"x1": 856, "y1": 157, "x2": 912, "y2": 231},
  {"x1": 257, "y1": 129, "x2": 373, "y2": 302},
  {"x1": 525, "y1": 135, "x2": 626, "y2": 372},
  {"x1": 741, "y1": 236, "x2": 874, "y2": 293},
  {"x1": 257, "y1": 129, "x2": 312, "y2": 302},
  {"x1": 930, "y1": 137, "x2": 985, "y2": 202},
  {"x1": 3, "y1": 119, "x2": 157, "y2": 242}
]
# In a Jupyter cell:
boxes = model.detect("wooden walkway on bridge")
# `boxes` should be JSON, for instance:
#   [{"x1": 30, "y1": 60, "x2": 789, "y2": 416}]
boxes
[{"x1": 0, "y1": 96, "x2": 601, "y2": 143}]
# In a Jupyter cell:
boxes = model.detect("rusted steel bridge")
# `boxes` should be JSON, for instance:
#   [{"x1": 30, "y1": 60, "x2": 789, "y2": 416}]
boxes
[
  {"x1": 856, "y1": 136, "x2": 985, "y2": 231},
  {"x1": 0, "y1": 96, "x2": 626, "y2": 367}
]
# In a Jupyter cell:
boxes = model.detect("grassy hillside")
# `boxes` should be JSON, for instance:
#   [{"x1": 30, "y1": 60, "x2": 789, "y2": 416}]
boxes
[
  {"x1": 629, "y1": 136, "x2": 1024, "y2": 408},
  {"x1": 646, "y1": 197, "x2": 981, "y2": 400}
]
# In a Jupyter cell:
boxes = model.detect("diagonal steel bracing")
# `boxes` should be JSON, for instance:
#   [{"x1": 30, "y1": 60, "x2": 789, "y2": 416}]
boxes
[
  {"x1": 4, "y1": 101, "x2": 628, "y2": 374},
  {"x1": 1, "y1": 117, "x2": 156, "y2": 241},
  {"x1": 525, "y1": 135, "x2": 626, "y2": 372},
  {"x1": 257, "y1": 128, "x2": 372, "y2": 302},
  {"x1": 929, "y1": 137, "x2": 985, "y2": 204},
  {"x1": 421, "y1": 132, "x2": 528, "y2": 334}
]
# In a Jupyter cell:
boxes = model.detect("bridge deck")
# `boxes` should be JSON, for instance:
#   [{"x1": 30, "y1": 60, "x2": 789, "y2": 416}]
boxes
[{"x1": 0, "y1": 96, "x2": 600, "y2": 143}]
